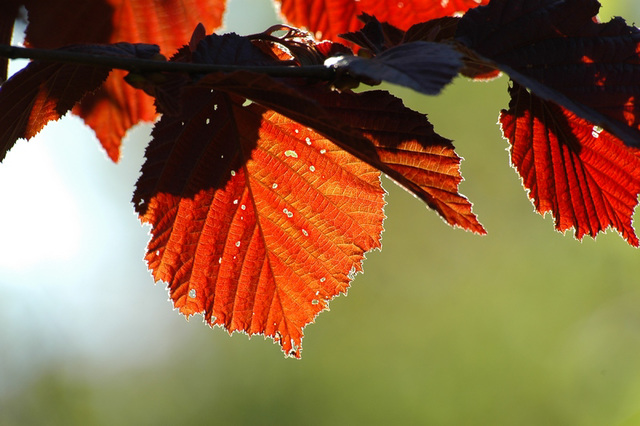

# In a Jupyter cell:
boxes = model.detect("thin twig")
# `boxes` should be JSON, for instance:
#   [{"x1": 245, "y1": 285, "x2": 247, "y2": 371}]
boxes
[{"x1": 0, "y1": 44, "x2": 337, "y2": 80}]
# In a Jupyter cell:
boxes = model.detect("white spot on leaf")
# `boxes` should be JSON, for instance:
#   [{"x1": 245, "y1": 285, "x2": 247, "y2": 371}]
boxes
[
  {"x1": 592, "y1": 125, "x2": 603, "y2": 138},
  {"x1": 189, "y1": 289, "x2": 196, "y2": 298},
  {"x1": 284, "y1": 150, "x2": 298, "y2": 158}
]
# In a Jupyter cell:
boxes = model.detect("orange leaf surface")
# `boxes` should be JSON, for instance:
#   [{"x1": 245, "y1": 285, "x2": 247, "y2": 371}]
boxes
[
  {"x1": 134, "y1": 86, "x2": 385, "y2": 357},
  {"x1": 20, "y1": 0, "x2": 226, "y2": 161},
  {"x1": 500, "y1": 83, "x2": 640, "y2": 246},
  {"x1": 277, "y1": 0, "x2": 488, "y2": 42}
]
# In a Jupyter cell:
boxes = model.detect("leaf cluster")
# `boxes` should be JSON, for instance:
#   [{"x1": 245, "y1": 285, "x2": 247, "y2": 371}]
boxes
[{"x1": 1, "y1": 0, "x2": 640, "y2": 357}]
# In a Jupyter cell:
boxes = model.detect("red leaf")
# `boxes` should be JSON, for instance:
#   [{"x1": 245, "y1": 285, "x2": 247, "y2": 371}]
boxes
[
  {"x1": 277, "y1": 0, "x2": 489, "y2": 43},
  {"x1": 134, "y1": 86, "x2": 385, "y2": 358},
  {"x1": 0, "y1": 43, "x2": 159, "y2": 161},
  {"x1": 500, "y1": 83, "x2": 640, "y2": 246},
  {"x1": 456, "y1": 0, "x2": 640, "y2": 146},
  {"x1": 21, "y1": 0, "x2": 226, "y2": 161}
]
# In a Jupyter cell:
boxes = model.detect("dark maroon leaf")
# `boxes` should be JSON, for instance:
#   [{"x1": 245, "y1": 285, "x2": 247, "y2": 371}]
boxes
[
  {"x1": 326, "y1": 41, "x2": 463, "y2": 95},
  {"x1": 456, "y1": 0, "x2": 640, "y2": 146}
]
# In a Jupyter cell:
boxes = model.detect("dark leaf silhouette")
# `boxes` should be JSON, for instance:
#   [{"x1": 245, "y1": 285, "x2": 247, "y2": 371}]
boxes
[
  {"x1": 456, "y1": 0, "x2": 640, "y2": 147},
  {"x1": 500, "y1": 83, "x2": 640, "y2": 246},
  {"x1": 341, "y1": 14, "x2": 499, "y2": 80},
  {"x1": 0, "y1": 43, "x2": 160, "y2": 161},
  {"x1": 326, "y1": 41, "x2": 463, "y2": 95}
]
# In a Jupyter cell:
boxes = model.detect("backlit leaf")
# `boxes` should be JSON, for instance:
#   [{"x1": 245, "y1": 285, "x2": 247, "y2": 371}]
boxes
[
  {"x1": 20, "y1": 0, "x2": 226, "y2": 161},
  {"x1": 131, "y1": 29, "x2": 483, "y2": 356},
  {"x1": 500, "y1": 83, "x2": 640, "y2": 246},
  {"x1": 0, "y1": 43, "x2": 160, "y2": 161},
  {"x1": 277, "y1": 0, "x2": 488, "y2": 43},
  {"x1": 134, "y1": 85, "x2": 385, "y2": 358}
]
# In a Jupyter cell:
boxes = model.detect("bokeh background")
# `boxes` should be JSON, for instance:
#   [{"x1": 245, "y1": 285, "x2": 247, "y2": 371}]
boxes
[{"x1": 2, "y1": 1, "x2": 640, "y2": 424}]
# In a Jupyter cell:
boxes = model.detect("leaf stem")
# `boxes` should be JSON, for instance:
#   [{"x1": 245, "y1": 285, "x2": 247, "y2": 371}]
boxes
[{"x1": 0, "y1": 44, "x2": 337, "y2": 80}]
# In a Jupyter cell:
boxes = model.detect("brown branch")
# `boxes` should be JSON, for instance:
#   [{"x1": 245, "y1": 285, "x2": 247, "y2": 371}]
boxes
[{"x1": 0, "y1": 44, "x2": 337, "y2": 80}]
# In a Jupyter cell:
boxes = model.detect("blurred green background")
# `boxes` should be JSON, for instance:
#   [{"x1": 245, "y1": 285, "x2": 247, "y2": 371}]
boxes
[{"x1": 2, "y1": 1, "x2": 640, "y2": 425}]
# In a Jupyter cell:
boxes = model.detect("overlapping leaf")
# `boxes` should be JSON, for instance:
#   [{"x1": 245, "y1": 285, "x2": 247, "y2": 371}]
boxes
[
  {"x1": 132, "y1": 30, "x2": 482, "y2": 356},
  {"x1": 0, "y1": 43, "x2": 160, "y2": 161},
  {"x1": 500, "y1": 83, "x2": 640, "y2": 245},
  {"x1": 340, "y1": 14, "x2": 499, "y2": 80},
  {"x1": 7, "y1": 0, "x2": 225, "y2": 160},
  {"x1": 277, "y1": 0, "x2": 489, "y2": 43},
  {"x1": 196, "y1": 72, "x2": 483, "y2": 233}
]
